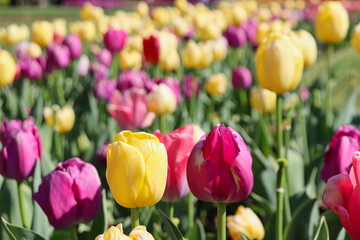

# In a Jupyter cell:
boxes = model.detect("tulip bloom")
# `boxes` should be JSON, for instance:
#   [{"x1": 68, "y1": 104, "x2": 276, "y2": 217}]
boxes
[
  {"x1": 183, "y1": 74, "x2": 199, "y2": 99},
  {"x1": 147, "y1": 84, "x2": 177, "y2": 115},
  {"x1": 94, "y1": 79, "x2": 117, "y2": 102},
  {"x1": 143, "y1": 31, "x2": 177, "y2": 64},
  {"x1": 154, "y1": 126, "x2": 196, "y2": 202},
  {"x1": 33, "y1": 157, "x2": 101, "y2": 229},
  {"x1": 46, "y1": 43, "x2": 71, "y2": 72},
  {"x1": 256, "y1": 32, "x2": 303, "y2": 94},
  {"x1": 187, "y1": 124, "x2": 253, "y2": 203},
  {"x1": 232, "y1": 66, "x2": 252, "y2": 89},
  {"x1": 205, "y1": 73, "x2": 227, "y2": 97},
  {"x1": 250, "y1": 87, "x2": 277, "y2": 114},
  {"x1": 95, "y1": 224, "x2": 154, "y2": 240},
  {"x1": 63, "y1": 34, "x2": 82, "y2": 59},
  {"x1": 0, "y1": 50, "x2": 16, "y2": 88},
  {"x1": 295, "y1": 30, "x2": 318, "y2": 67},
  {"x1": 77, "y1": 54, "x2": 90, "y2": 77},
  {"x1": 351, "y1": 23, "x2": 360, "y2": 53},
  {"x1": 43, "y1": 105, "x2": 75, "y2": 134},
  {"x1": 117, "y1": 70, "x2": 152, "y2": 93},
  {"x1": 31, "y1": 21, "x2": 54, "y2": 47},
  {"x1": 153, "y1": 77, "x2": 181, "y2": 104},
  {"x1": 19, "y1": 56, "x2": 43, "y2": 81},
  {"x1": 96, "y1": 49, "x2": 112, "y2": 67},
  {"x1": 0, "y1": 117, "x2": 42, "y2": 181},
  {"x1": 95, "y1": 142, "x2": 109, "y2": 167},
  {"x1": 224, "y1": 25, "x2": 247, "y2": 48},
  {"x1": 103, "y1": 28, "x2": 127, "y2": 53},
  {"x1": 321, "y1": 125, "x2": 360, "y2": 182},
  {"x1": 323, "y1": 151, "x2": 360, "y2": 240},
  {"x1": 106, "y1": 131, "x2": 167, "y2": 208}
]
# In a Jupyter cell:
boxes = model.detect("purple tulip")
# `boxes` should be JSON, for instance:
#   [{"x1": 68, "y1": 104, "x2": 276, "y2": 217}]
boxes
[
  {"x1": 94, "y1": 79, "x2": 117, "y2": 102},
  {"x1": 242, "y1": 19, "x2": 259, "y2": 48},
  {"x1": 15, "y1": 41, "x2": 30, "y2": 59},
  {"x1": 77, "y1": 55, "x2": 90, "y2": 77},
  {"x1": 63, "y1": 34, "x2": 82, "y2": 59},
  {"x1": 95, "y1": 142, "x2": 109, "y2": 166},
  {"x1": 19, "y1": 57, "x2": 43, "y2": 81},
  {"x1": 117, "y1": 70, "x2": 152, "y2": 93},
  {"x1": 96, "y1": 49, "x2": 112, "y2": 68},
  {"x1": 232, "y1": 66, "x2": 252, "y2": 89},
  {"x1": 46, "y1": 43, "x2": 71, "y2": 72},
  {"x1": 183, "y1": 74, "x2": 199, "y2": 99},
  {"x1": 91, "y1": 62, "x2": 109, "y2": 82},
  {"x1": 321, "y1": 125, "x2": 360, "y2": 182},
  {"x1": 154, "y1": 77, "x2": 181, "y2": 104},
  {"x1": 0, "y1": 117, "x2": 42, "y2": 181},
  {"x1": 103, "y1": 28, "x2": 127, "y2": 53},
  {"x1": 224, "y1": 25, "x2": 247, "y2": 48},
  {"x1": 33, "y1": 157, "x2": 101, "y2": 229}
]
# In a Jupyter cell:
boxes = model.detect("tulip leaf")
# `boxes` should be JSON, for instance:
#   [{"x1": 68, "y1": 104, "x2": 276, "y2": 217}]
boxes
[
  {"x1": 1, "y1": 217, "x2": 45, "y2": 240},
  {"x1": 185, "y1": 219, "x2": 206, "y2": 240},
  {"x1": 157, "y1": 208, "x2": 185, "y2": 240},
  {"x1": 333, "y1": 87, "x2": 359, "y2": 129},
  {"x1": 313, "y1": 216, "x2": 329, "y2": 240},
  {"x1": 240, "y1": 232, "x2": 249, "y2": 240},
  {"x1": 89, "y1": 190, "x2": 108, "y2": 239},
  {"x1": 50, "y1": 230, "x2": 71, "y2": 240}
]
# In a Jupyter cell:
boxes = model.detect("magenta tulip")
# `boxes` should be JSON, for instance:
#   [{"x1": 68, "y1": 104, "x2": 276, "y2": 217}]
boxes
[
  {"x1": 94, "y1": 79, "x2": 117, "y2": 102},
  {"x1": 321, "y1": 125, "x2": 360, "y2": 182},
  {"x1": 63, "y1": 34, "x2": 82, "y2": 59},
  {"x1": 117, "y1": 70, "x2": 152, "y2": 93},
  {"x1": 46, "y1": 43, "x2": 71, "y2": 71},
  {"x1": 187, "y1": 124, "x2": 253, "y2": 203},
  {"x1": 232, "y1": 66, "x2": 252, "y2": 89},
  {"x1": 224, "y1": 26, "x2": 247, "y2": 48},
  {"x1": 95, "y1": 142, "x2": 109, "y2": 167},
  {"x1": 107, "y1": 89, "x2": 155, "y2": 130},
  {"x1": 91, "y1": 62, "x2": 109, "y2": 82},
  {"x1": 183, "y1": 74, "x2": 199, "y2": 99},
  {"x1": 0, "y1": 117, "x2": 42, "y2": 181},
  {"x1": 103, "y1": 28, "x2": 127, "y2": 53},
  {"x1": 19, "y1": 57, "x2": 43, "y2": 81},
  {"x1": 96, "y1": 49, "x2": 112, "y2": 68},
  {"x1": 33, "y1": 157, "x2": 101, "y2": 229},
  {"x1": 154, "y1": 125, "x2": 196, "y2": 202}
]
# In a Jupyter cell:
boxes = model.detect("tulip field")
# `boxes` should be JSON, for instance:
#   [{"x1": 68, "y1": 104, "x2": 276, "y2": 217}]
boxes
[{"x1": 2, "y1": 0, "x2": 360, "y2": 239}]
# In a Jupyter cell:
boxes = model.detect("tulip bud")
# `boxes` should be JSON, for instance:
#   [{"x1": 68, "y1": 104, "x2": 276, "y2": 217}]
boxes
[
  {"x1": 0, "y1": 117, "x2": 42, "y2": 180},
  {"x1": 43, "y1": 105, "x2": 75, "y2": 134},
  {"x1": 205, "y1": 73, "x2": 227, "y2": 96},
  {"x1": 296, "y1": 30, "x2": 317, "y2": 67},
  {"x1": 129, "y1": 226, "x2": 155, "y2": 240},
  {"x1": 15, "y1": 41, "x2": 30, "y2": 59},
  {"x1": 136, "y1": 1, "x2": 149, "y2": 18},
  {"x1": 211, "y1": 37, "x2": 228, "y2": 62},
  {"x1": 91, "y1": 62, "x2": 109, "y2": 82},
  {"x1": 315, "y1": 1, "x2": 349, "y2": 44},
  {"x1": 183, "y1": 74, "x2": 199, "y2": 99},
  {"x1": 63, "y1": 34, "x2": 82, "y2": 59},
  {"x1": 31, "y1": 21, "x2": 54, "y2": 47},
  {"x1": 52, "y1": 18, "x2": 67, "y2": 43},
  {"x1": 95, "y1": 142, "x2": 109, "y2": 166},
  {"x1": 232, "y1": 66, "x2": 252, "y2": 89},
  {"x1": 256, "y1": 32, "x2": 303, "y2": 94},
  {"x1": 33, "y1": 158, "x2": 101, "y2": 229},
  {"x1": 224, "y1": 25, "x2": 247, "y2": 48},
  {"x1": 182, "y1": 40, "x2": 202, "y2": 69},
  {"x1": 117, "y1": 70, "x2": 152, "y2": 93},
  {"x1": 351, "y1": 23, "x2": 360, "y2": 53},
  {"x1": 26, "y1": 42, "x2": 42, "y2": 58},
  {"x1": 19, "y1": 56, "x2": 43, "y2": 81},
  {"x1": 147, "y1": 84, "x2": 177, "y2": 115},
  {"x1": 143, "y1": 31, "x2": 178, "y2": 64},
  {"x1": 187, "y1": 124, "x2": 253, "y2": 203},
  {"x1": 46, "y1": 43, "x2": 71, "y2": 72},
  {"x1": 107, "y1": 131, "x2": 167, "y2": 208},
  {"x1": 104, "y1": 28, "x2": 127, "y2": 53},
  {"x1": 96, "y1": 224, "x2": 154, "y2": 240},
  {"x1": 94, "y1": 79, "x2": 116, "y2": 102},
  {"x1": 198, "y1": 41, "x2": 213, "y2": 68},
  {"x1": 119, "y1": 49, "x2": 142, "y2": 70},
  {"x1": 250, "y1": 88, "x2": 277, "y2": 114},
  {"x1": 0, "y1": 50, "x2": 16, "y2": 88}
]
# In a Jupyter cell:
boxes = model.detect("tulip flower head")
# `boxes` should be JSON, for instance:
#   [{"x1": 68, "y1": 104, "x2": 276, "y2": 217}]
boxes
[
  {"x1": 31, "y1": 21, "x2": 54, "y2": 47},
  {"x1": 95, "y1": 224, "x2": 155, "y2": 240},
  {"x1": 103, "y1": 28, "x2": 128, "y2": 53},
  {"x1": 351, "y1": 23, "x2": 360, "y2": 53},
  {"x1": 232, "y1": 66, "x2": 252, "y2": 89},
  {"x1": 63, "y1": 34, "x2": 82, "y2": 59},
  {"x1": 295, "y1": 30, "x2": 317, "y2": 67},
  {"x1": 43, "y1": 105, "x2": 76, "y2": 134},
  {"x1": 94, "y1": 79, "x2": 117, "y2": 102},
  {"x1": 117, "y1": 70, "x2": 152, "y2": 93},
  {"x1": 205, "y1": 73, "x2": 227, "y2": 97},
  {"x1": 187, "y1": 124, "x2": 253, "y2": 203},
  {"x1": 183, "y1": 74, "x2": 199, "y2": 99},
  {"x1": 19, "y1": 56, "x2": 43, "y2": 81},
  {"x1": 147, "y1": 84, "x2": 177, "y2": 115},
  {"x1": 96, "y1": 48, "x2": 112, "y2": 67},
  {"x1": 33, "y1": 158, "x2": 101, "y2": 229},
  {"x1": 106, "y1": 131, "x2": 168, "y2": 208},
  {"x1": 250, "y1": 87, "x2": 277, "y2": 114},
  {"x1": 0, "y1": 50, "x2": 16, "y2": 88}
]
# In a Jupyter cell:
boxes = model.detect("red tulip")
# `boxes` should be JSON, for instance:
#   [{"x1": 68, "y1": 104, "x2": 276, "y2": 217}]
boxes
[
  {"x1": 143, "y1": 34, "x2": 160, "y2": 63},
  {"x1": 154, "y1": 125, "x2": 197, "y2": 202},
  {"x1": 323, "y1": 151, "x2": 360, "y2": 240},
  {"x1": 187, "y1": 124, "x2": 253, "y2": 203}
]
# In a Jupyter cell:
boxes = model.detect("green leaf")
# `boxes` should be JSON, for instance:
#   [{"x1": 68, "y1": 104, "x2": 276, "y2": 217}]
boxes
[
  {"x1": 334, "y1": 87, "x2": 359, "y2": 129},
  {"x1": 287, "y1": 148, "x2": 305, "y2": 195},
  {"x1": 89, "y1": 190, "x2": 108, "y2": 239},
  {"x1": 313, "y1": 216, "x2": 329, "y2": 240},
  {"x1": 1, "y1": 217, "x2": 45, "y2": 240},
  {"x1": 240, "y1": 232, "x2": 249, "y2": 240},
  {"x1": 157, "y1": 208, "x2": 185, "y2": 240},
  {"x1": 185, "y1": 219, "x2": 205, "y2": 240},
  {"x1": 51, "y1": 230, "x2": 71, "y2": 240}
]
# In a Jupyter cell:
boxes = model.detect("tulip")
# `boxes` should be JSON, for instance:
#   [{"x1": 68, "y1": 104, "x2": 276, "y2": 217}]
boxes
[
  {"x1": 95, "y1": 142, "x2": 109, "y2": 166},
  {"x1": 227, "y1": 206, "x2": 265, "y2": 240},
  {"x1": 63, "y1": 34, "x2": 82, "y2": 59},
  {"x1": 153, "y1": 77, "x2": 181, "y2": 104},
  {"x1": 173, "y1": 17, "x2": 191, "y2": 38},
  {"x1": 125, "y1": 35, "x2": 143, "y2": 53},
  {"x1": 321, "y1": 125, "x2": 360, "y2": 182},
  {"x1": 31, "y1": 21, "x2": 54, "y2": 47},
  {"x1": 198, "y1": 24, "x2": 222, "y2": 41},
  {"x1": 94, "y1": 79, "x2": 116, "y2": 102},
  {"x1": 104, "y1": 28, "x2": 127, "y2": 53},
  {"x1": 147, "y1": 84, "x2": 177, "y2": 115},
  {"x1": 256, "y1": 32, "x2": 303, "y2": 94},
  {"x1": 95, "y1": 224, "x2": 154, "y2": 240},
  {"x1": 117, "y1": 70, "x2": 152, "y2": 93},
  {"x1": 143, "y1": 31, "x2": 177, "y2": 64},
  {"x1": 119, "y1": 49, "x2": 142, "y2": 70},
  {"x1": 211, "y1": 37, "x2": 228, "y2": 62},
  {"x1": 205, "y1": 73, "x2": 227, "y2": 97},
  {"x1": 153, "y1": 126, "x2": 196, "y2": 202},
  {"x1": 91, "y1": 62, "x2": 109, "y2": 82},
  {"x1": 351, "y1": 23, "x2": 360, "y2": 53},
  {"x1": 106, "y1": 130, "x2": 167, "y2": 208},
  {"x1": 19, "y1": 57, "x2": 43, "y2": 81},
  {"x1": 43, "y1": 105, "x2": 75, "y2": 134},
  {"x1": 159, "y1": 49, "x2": 180, "y2": 72},
  {"x1": 26, "y1": 42, "x2": 42, "y2": 58},
  {"x1": 77, "y1": 54, "x2": 90, "y2": 77},
  {"x1": 295, "y1": 30, "x2": 317, "y2": 67},
  {"x1": 198, "y1": 41, "x2": 214, "y2": 68},
  {"x1": 46, "y1": 43, "x2": 71, "y2": 71},
  {"x1": 33, "y1": 157, "x2": 101, "y2": 229},
  {"x1": 250, "y1": 88, "x2": 277, "y2": 114},
  {"x1": 136, "y1": 1, "x2": 149, "y2": 18},
  {"x1": 183, "y1": 74, "x2": 199, "y2": 99},
  {"x1": 96, "y1": 49, "x2": 112, "y2": 67},
  {"x1": 69, "y1": 21, "x2": 96, "y2": 43},
  {"x1": 182, "y1": 40, "x2": 202, "y2": 69},
  {"x1": 0, "y1": 50, "x2": 16, "y2": 88},
  {"x1": 107, "y1": 89, "x2": 155, "y2": 130},
  {"x1": 322, "y1": 151, "x2": 360, "y2": 240},
  {"x1": 14, "y1": 41, "x2": 30, "y2": 59},
  {"x1": 232, "y1": 66, "x2": 252, "y2": 89},
  {"x1": 315, "y1": 1, "x2": 349, "y2": 44},
  {"x1": 79, "y1": 2, "x2": 104, "y2": 23},
  {"x1": 0, "y1": 117, "x2": 42, "y2": 181},
  {"x1": 187, "y1": 124, "x2": 253, "y2": 202},
  {"x1": 52, "y1": 18, "x2": 67, "y2": 44},
  {"x1": 224, "y1": 26, "x2": 247, "y2": 48}
]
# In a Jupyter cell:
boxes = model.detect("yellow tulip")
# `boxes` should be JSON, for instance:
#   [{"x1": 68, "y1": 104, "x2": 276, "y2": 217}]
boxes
[
  {"x1": 175, "y1": 0, "x2": 189, "y2": 14},
  {"x1": 129, "y1": 226, "x2": 155, "y2": 240},
  {"x1": 315, "y1": 1, "x2": 349, "y2": 44},
  {"x1": 96, "y1": 224, "x2": 155, "y2": 240},
  {"x1": 173, "y1": 17, "x2": 190, "y2": 38},
  {"x1": 351, "y1": 23, "x2": 360, "y2": 53},
  {"x1": 107, "y1": 131, "x2": 167, "y2": 208},
  {"x1": 227, "y1": 206, "x2": 265, "y2": 240},
  {"x1": 152, "y1": 7, "x2": 171, "y2": 27},
  {"x1": 1, "y1": 24, "x2": 29, "y2": 45},
  {"x1": 232, "y1": 4, "x2": 248, "y2": 26},
  {"x1": 296, "y1": 30, "x2": 317, "y2": 67},
  {"x1": 147, "y1": 84, "x2": 177, "y2": 115},
  {"x1": 256, "y1": 22, "x2": 270, "y2": 45},
  {"x1": 198, "y1": 41, "x2": 213, "y2": 68},
  {"x1": 31, "y1": 21, "x2": 54, "y2": 47},
  {"x1": 27, "y1": 42, "x2": 42, "y2": 58},
  {"x1": 119, "y1": 50, "x2": 142, "y2": 70},
  {"x1": 70, "y1": 21, "x2": 96, "y2": 42},
  {"x1": 205, "y1": 73, "x2": 227, "y2": 96},
  {"x1": 80, "y1": 2, "x2": 104, "y2": 23},
  {"x1": 52, "y1": 18, "x2": 67, "y2": 38},
  {"x1": 160, "y1": 49, "x2": 180, "y2": 72},
  {"x1": 198, "y1": 24, "x2": 221, "y2": 41},
  {"x1": 182, "y1": 40, "x2": 202, "y2": 69},
  {"x1": 256, "y1": 32, "x2": 303, "y2": 94},
  {"x1": 125, "y1": 35, "x2": 143, "y2": 53},
  {"x1": 250, "y1": 88, "x2": 276, "y2": 114},
  {"x1": 0, "y1": 50, "x2": 16, "y2": 88},
  {"x1": 43, "y1": 105, "x2": 76, "y2": 134},
  {"x1": 211, "y1": 37, "x2": 228, "y2": 62},
  {"x1": 136, "y1": 1, "x2": 149, "y2": 18},
  {"x1": 257, "y1": 7, "x2": 272, "y2": 22}
]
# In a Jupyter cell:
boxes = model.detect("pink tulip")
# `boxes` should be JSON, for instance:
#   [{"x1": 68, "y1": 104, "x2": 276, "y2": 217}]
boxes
[
  {"x1": 33, "y1": 157, "x2": 101, "y2": 229},
  {"x1": 63, "y1": 34, "x2": 82, "y2": 59},
  {"x1": 19, "y1": 56, "x2": 43, "y2": 81},
  {"x1": 321, "y1": 125, "x2": 360, "y2": 182},
  {"x1": 183, "y1": 74, "x2": 199, "y2": 100},
  {"x1": 46, "y1": 43, "x2": 71, "y2": 72},
  {"x1": 96, "y1": 49, "x2": 112, "y2": 68},
  {"x1": 187, "y1": 124, "x2": 253, "y2": 203},
  {"x1": 103, "y1": 28, "x2": 127, "y2": 53},
  {"x1": 232, "y1": 66, "x2": 252, "y2": 89},
  {"x1": 0, "y1": 117, "x2": 42, "y2": 181},
  {"x1": 95, "y1": 142, "x2": 109, "y2": 167},
  {"x1": 154, "y1": 125, "x2": 196, "y2": 202},
  {"x1": 77, "y1": 54, "x2": 90, "y2": 77},
  {"x1": 224, "y1": 25, "x2": 247, "y2": 48},
  {"x1": 91, "y1": 62, "x2": 109, "y2": 82},
  {"x1": 323, "y1": 151, "x2": 360, "y2": 240},
  {"x1": 117, "y1": 70, "x2": 153, "y2": 93},
  {"x1": 107, "y1": 89, "x2": 155, "y2": 130},
  {"x1": 94, "y1": 79, "x2": 117, "y2": 102}
]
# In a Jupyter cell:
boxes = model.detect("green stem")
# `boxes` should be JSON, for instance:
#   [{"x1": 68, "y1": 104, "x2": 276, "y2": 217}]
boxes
[
  {"x1": 239, "y1": 90, "x2": 248, "y2": 114},
  {"x1": 167, "y1": 202, "x2": 174, "y2": 240},
  {"x1": 160, "y1": 114, "x2": 167, "y2": 133},
  {"x1": 325, "y1": 44, "x2": 334, "y2": 129},
  {"x1": 131, "y1": 208, "x2": 140, "y2": 229},
  {"x1": 55, "y1": 71, "x2": 65, "y2": 105},
  {"x1": 190, "y1": 94, "x2": 197, "y2": 123},
  {"x1": 17, "y1": 181, "x2": 29, "y2": 229},
  {"x1": 276, "y1": 158, "x2": 287, "y2": 240},
  {"x1": 69, "y1": 225, "x2": 78, "y2": 240},
  {"x1": 110, "y1": 54, "x2": 118, "y2": 79},
  {"x1": 187, "y1": 193, "x2": 194, "y2": 230},
  {"x1": 284, "y1": 112, "x2": 292, "y2": 160},
  {"x1": 298, "y1": 89, "x2": 310, "y2": 165},
  {"x1": 277, "y1": 95, "x2": 284, "y2": 158},
  {"x1": 217, "y1": 202, "x2": 226, "y2": 240}
]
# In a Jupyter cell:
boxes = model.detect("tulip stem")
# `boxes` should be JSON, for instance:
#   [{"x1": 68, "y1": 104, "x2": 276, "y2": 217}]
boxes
[
  {"x1": 160, "y1": 114, "x2": 167, "y2": 133},
  {"x1": 69, "y1": 225, "x2": 78, "y2": 240},
  {"x1": 239, "y1": 90, "x2": 248, "y2": 115},
  {"x1": 276, "y1": 158, "x2": 287, "y2": 240},
  {"x1": 166, "y1": 202, "x2": 175, "y2": 240},
  {"x1": 298, "y1": 86, "x2": 310, "y2": 165},
  {"x1": 187, "y1": 193, "x2": 194, "y2": 229},
  {"x1": 17, "y1": 181, "x2": 29, "y2": 229},
  {"x1": 131, "y1": 208, "x2": 140, "y2": 229},
  {"x1": 190, "y1": 95, "x2": 197, "y2": 123},
  {"x1": 217, "y1": 202, "x2": 226, "y2": 240},
  {"x1": 325, "y1": 44, "x2": 334, "y2": 129},
  {"x1": 276, "y1": 95, "x2": 283, "y2": 158}
]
